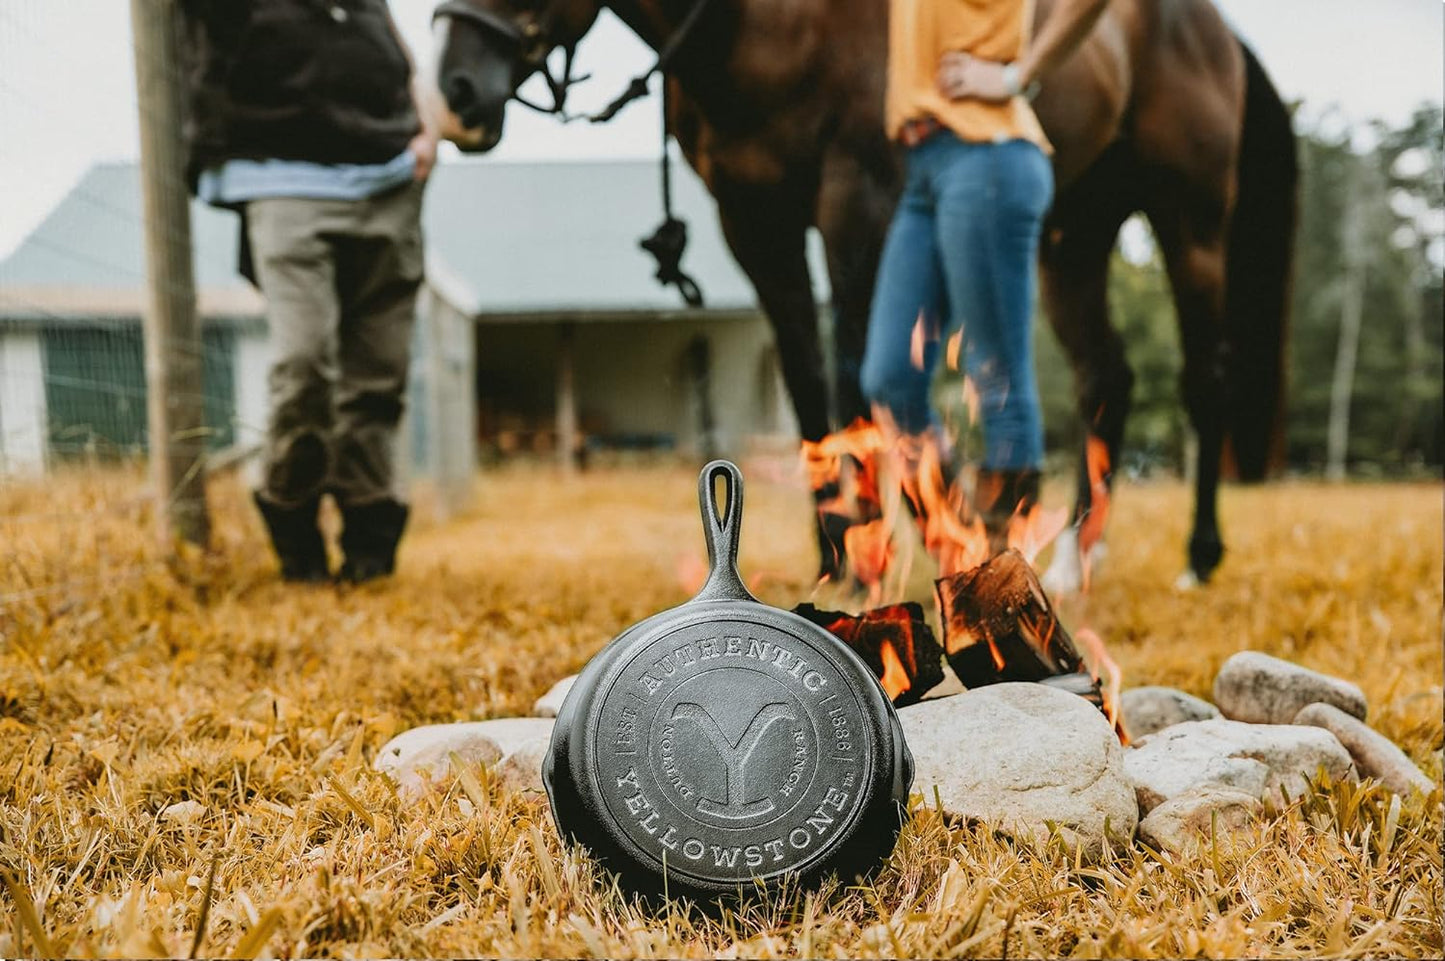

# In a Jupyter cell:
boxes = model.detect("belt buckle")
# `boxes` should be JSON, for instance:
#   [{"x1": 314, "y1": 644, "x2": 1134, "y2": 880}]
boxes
[{"x1": 900, "y1": 116, "x2": 939, "y2": 148}]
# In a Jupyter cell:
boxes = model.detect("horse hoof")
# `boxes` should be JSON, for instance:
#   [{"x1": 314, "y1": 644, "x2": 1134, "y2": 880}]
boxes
[{"x1": 1188, "y1": 536, "x2": 1224, "y2": 585}]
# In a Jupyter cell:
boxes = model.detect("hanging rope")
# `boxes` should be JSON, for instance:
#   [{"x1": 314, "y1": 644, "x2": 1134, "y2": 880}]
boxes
[{"x1": 638, "y1": 78, "x2": 704, "y2": 308}]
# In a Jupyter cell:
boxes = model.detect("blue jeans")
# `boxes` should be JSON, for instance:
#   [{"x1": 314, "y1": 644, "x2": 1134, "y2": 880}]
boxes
[{"x1": 861, "y1": 132, "x2": 1053, "y2": 470}]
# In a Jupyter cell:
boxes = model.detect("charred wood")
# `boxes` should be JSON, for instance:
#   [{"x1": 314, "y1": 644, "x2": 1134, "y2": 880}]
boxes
[
  {"x1": 935, "y1": 549, "x2": 1088, "y2": 686},
  {"x1": 794, "y1": 601, "x2": 944, "y2": 707}
]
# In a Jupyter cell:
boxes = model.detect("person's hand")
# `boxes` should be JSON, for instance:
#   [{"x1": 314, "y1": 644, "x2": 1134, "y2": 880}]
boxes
[
  {"x1": 937, "y1": 50, "x2": 1015, "y2": 104},
  {"x1": 408, "y1": 130, "x2": 439, "y2": 181}
]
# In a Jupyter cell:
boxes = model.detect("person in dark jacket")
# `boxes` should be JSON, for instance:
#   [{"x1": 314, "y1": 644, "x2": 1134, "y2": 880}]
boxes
[{"x1": 179, "y1": 0, "x2": 438, "y2": 583}]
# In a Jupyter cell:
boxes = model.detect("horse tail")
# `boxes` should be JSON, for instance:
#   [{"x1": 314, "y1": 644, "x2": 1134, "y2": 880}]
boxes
[{"x1": 1224, "y1": 40, "x2": 1298, "y2": 481}]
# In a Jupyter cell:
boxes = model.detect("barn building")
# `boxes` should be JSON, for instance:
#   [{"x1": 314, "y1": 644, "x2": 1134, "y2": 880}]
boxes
[{"x1": 0, "y1": 158, "x2": 831, "y2": 510}]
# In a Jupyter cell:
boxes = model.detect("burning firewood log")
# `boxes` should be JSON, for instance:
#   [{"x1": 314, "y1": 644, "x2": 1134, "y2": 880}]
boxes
[
  {"x1": 935, "y1": 549, "x2": 1123, "y2": 736},
  {"x1": 935, "y1": 548, "x2": 1085, "y2": 684},
  {"x1": 793, "y1": 601, "x2": 945, "y2": 707},
  {"x1": 933, "y1": 547, "x2": 1106, "y2": 697}
]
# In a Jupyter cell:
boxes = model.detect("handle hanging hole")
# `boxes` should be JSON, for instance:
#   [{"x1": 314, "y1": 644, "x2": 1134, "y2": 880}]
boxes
[{"x1": 710, "y1": 471, "x2": 733, "y2": 528}]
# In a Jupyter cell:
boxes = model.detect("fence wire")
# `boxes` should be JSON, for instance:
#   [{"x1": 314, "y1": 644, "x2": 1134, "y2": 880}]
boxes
[
  {"x1": 1, "y1": 1, "x2": 478, "y2": 620},
  {"x1": 0, "y1": 0, "x2": 251, "y2": 616}
]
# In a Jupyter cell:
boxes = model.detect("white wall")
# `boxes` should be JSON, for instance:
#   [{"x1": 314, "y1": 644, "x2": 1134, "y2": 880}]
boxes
[
  {"x1": 232, "y1": 326, "x2": 271, "y2": 489},
  {"x1": 416, "y1": 290, "x2": 477, "y2": 518},
  {"x1": 0, "y1": 330, "x2": 48, "y2": 475}
]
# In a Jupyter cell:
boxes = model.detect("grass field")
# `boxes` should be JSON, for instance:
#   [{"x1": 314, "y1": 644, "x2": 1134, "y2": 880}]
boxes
[{"x1": 1, "y1": 463, "x2": 1441, "y2": 957}]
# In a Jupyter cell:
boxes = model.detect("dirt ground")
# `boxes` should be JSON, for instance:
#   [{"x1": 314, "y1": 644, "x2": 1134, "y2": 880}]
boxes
[{"x1": 1, "y1": 463, "x2": 1441, "y2": 957}]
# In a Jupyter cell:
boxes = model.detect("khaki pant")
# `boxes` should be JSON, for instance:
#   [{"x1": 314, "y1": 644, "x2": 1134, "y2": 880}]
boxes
[{"x1": 246, "y1": 181, "x2": 423, "y2": 509}]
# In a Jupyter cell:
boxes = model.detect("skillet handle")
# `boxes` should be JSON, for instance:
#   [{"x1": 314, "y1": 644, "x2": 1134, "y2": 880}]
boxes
[{"x1": 695, "y1": 459, "x2": 757, "y2": 602}]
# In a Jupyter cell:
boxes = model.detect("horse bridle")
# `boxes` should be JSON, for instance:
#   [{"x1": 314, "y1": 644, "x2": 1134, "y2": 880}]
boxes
[
  {"x1": 433, "y1": 0, "x2": 713, "y2": 306},
  {"x1": 432, "y1": 0, "x2": 717, "y2": 123},
  {"x1": 432, "y1": 0, "x2": 586, "y2": 117}
]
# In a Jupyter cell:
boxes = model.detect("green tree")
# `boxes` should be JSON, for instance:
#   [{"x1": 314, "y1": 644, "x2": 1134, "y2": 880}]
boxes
[
  {"x1": 1289, "y1": 105, "x2": 1444, "y2": 474},
  {"x1": 1375, "y1": 104, "x2": 1444, "y2": 469}
]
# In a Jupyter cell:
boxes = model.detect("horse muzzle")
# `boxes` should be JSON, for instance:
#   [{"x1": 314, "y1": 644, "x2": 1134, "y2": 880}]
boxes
[
  {"x1": 428, "y1": 12, "x2": 514, "y2": 154},
  {"x1": 432, "y1": 71, "x2": 506, "y2": 152}
]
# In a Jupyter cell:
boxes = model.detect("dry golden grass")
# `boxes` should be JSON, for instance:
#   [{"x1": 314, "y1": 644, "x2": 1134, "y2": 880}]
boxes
[{"x1": 1, "y1": 461, "x2": 1441, "y2": 958}]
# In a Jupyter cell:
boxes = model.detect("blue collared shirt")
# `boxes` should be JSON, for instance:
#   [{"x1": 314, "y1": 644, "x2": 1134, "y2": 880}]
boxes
[{"x1": 197, "y1": 150, "x2": 416, "y2": 206}]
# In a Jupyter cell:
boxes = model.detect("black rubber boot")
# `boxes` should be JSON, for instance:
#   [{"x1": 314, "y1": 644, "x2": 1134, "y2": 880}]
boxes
[
  {"x1": 974, "y1": 468, "x2": 1042, "y2": 554},
  {"x1": 252, "y1": 492, "x2": 329, "y2": 583},
  {"x1": 338, "y1": 498, "x2": 409, "y2": 583}
]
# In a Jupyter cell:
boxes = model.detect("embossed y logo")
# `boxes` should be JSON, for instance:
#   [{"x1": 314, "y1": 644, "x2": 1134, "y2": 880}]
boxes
[{"x1": 671, "y1": 702, "x2": 796, "y2": 819}]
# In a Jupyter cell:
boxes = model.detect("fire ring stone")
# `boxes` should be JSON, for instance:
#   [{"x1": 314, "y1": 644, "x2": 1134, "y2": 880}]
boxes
[{"x1": 544, "y1": 460, "x2": 913, "y2": 902}]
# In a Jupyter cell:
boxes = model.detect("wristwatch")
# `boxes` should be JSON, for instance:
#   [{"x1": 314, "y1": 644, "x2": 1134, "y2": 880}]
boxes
[{"x1": 1002, "y1": 62, "x2": 1043, "y2": 102}]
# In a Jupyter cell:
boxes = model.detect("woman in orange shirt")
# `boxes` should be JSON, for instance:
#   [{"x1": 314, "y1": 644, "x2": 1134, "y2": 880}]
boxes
[{"x1": 861, "y1": 0, "x2": 1110, "y2": 535}]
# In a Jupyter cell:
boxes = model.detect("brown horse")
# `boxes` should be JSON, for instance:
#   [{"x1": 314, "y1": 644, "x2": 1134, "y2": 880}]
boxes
[{"x1": 425, "y1": 0, "x2": 1297, "y2": 587}]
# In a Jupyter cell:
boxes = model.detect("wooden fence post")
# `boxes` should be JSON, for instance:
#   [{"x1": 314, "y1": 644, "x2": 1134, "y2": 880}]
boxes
[
  {"x1": 131, "y1": 0, "x2": 210, "y2": 546},
  {"x1": 556, "y1": 321, "x2": 578, "y2": 474}
]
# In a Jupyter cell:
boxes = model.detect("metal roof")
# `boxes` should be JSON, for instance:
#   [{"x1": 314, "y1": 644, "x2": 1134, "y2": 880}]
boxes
[
  {"x1": 0, "y1": 158, "x2": 833, "y2": 322},
  {"x1": 0, "y1": 162, "x2": 263, "y2": 320}
]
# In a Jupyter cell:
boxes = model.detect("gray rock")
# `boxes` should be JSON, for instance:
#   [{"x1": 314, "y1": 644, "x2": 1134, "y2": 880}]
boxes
[
  {"x1": 374, "y1": 718, "x2": 555, "y2": 800},
  {"x1": 160, "y1": 799, "x2": 206, "y2": 824},
  {"x1": 1125, "y1": 718, "x2": 1355, "y2": 813},
  {"x1": 1121, "y1": 686, "x2": 1220, "y2": 738},
  {"x1": 1213, "y1": 651, "x2": 1367, "y2": 724},
  {"x1": 1137, "y1": 788, "x2": 1261, "y2": 855},
  {"x1": 1292, "y1": 702, "x2": 1436, "y2": 798},
  {"x1": 899, "y1": 682, "x2": 1137, "y2": 860},
  {"x1": 532, "y1": 675, "x2": 578, "y2": 718},
  {"x1": 494, "y1": 735, "x2": 552, "y2": 798}
]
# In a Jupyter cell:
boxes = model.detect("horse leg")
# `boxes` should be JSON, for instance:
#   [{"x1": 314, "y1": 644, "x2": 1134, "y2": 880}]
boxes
[
  {"x1": 713, "y1": 177, "x2": 841, "y2": 578},
  {"x1": 1148, "y1": 192, "x2": 1233, "y2": 586},
  {"x1": 814, "y1": 148, "x2": 903, "y2": 545},
  {"x1": 1124, "y1": 4, "x2": 1245, "y2": 585},
  {"x1": 817, "y1": 148, "x2": 901, "y2": 427},
  {"x1": 1037, "y1": 151, "x2": 1138, "y2": 595}
]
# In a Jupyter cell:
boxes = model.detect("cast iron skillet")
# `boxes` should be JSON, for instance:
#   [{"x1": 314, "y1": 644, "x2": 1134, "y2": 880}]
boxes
[{"x1": 544, "y1": 460, "x2": 913, "y2": 903}]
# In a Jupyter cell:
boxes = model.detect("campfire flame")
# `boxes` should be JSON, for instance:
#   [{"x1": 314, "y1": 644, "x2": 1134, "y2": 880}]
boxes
[
  {"x1": 945, "y1": 330, "x2": 963, "y2": 372},
  {"x1": 909, "y1": 311, "x2": 939, "y2": 371},
  {"x1": 802, "y1": 412, "x2": 1068, "y2": 590},
  {"x1": 940, "y1": 332, "x2": 980, "y2": 428},
  {"x1": 795, "y1": 602, "x2": 943, "y2": 708},
  {"x1": 1078, "y1": 434, "x2": 1112, "y2": 592},
  {"x1": 1076, "y1": 627, "x2": 1128, "y2": 744},
  {"x1": 801, "y1": 417, "x2": 883, "y2": 493},
  {"x1": 897, "y1": 431, "x2": 991, "y2": 581},
  {"x1": 1006, "y1": 503, "x2": 1071, "y2": 567},
  {"x1": 960, "y1": 376, "x2": 980, "y2": 426},
  {"x1": 878, "y1": 639, "x2": 911, "y2": 701},
  {"x1": 843, "y1": 519, "x2": 893, "y2": 601},
  {"x1": 796, "y1": 412, "x2": 1129, "y2": 741},
  {"x1": 801, "y1": 418, "x2": 888, "y2": 582}
]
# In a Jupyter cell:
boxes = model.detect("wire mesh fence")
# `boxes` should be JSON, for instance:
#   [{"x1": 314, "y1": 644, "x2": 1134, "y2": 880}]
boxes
[
  {"x1": 2, "y1": 0, "x2": 204, "y2": 615},
  {"x1": 0, "y1": 0, "x2": 472, "y2": 619}
]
